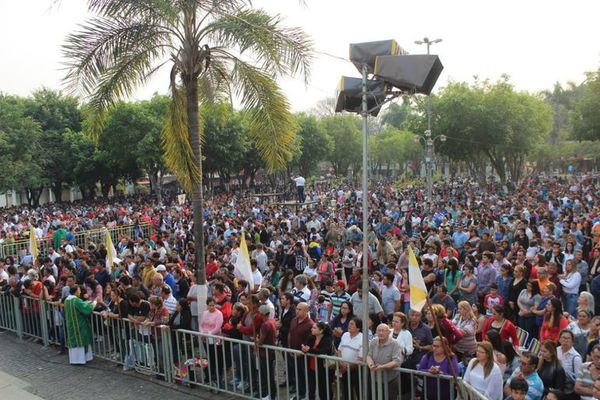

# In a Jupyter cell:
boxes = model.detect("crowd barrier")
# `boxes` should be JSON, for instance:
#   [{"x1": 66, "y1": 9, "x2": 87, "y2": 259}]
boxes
[
  {"x1": 0, "y1": 295, "x2": 485, "y2": 400},
  {"x1": 0, "y1": 223, "x2": 153, "y2": 262}
]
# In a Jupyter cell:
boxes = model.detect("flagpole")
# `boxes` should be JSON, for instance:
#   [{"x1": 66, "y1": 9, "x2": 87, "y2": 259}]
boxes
[{"x1": 425, "y1": 297, "x2": 464, "y2": 400}]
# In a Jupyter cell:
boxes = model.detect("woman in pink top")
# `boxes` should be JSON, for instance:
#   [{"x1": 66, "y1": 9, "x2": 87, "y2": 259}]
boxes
[{"x1": 199, "y1": 297, "x2": 223, "y2": 385}]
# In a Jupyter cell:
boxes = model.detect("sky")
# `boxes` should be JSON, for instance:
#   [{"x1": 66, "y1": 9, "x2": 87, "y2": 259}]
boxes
[{"x1": 1, "y1": 0, "x2": 599, "y2": 112}]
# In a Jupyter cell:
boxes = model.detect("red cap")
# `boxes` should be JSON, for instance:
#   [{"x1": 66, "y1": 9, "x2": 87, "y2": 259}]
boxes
[{"x1": 334, "y1": 280, "x2": 346, "y2": 288}]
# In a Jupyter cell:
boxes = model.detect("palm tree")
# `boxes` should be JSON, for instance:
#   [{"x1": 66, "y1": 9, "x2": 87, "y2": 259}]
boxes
[{"x1": 63, "y1": 0, "x2": 312, "y2": 285}]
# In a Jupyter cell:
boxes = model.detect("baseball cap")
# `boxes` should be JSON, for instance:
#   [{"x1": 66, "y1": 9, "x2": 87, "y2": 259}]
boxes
[
  {"x1": 155, "y1": 264, "x2": 167, "y2": 272},
  {"x1": 334, "y1": 280, "x2": 346, "y2": 288}
]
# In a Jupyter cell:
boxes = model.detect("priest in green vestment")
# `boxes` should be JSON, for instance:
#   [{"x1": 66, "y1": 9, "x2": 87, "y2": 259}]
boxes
[{"x1": 64, "y1": 285, "x2": 97, "y2": 364}]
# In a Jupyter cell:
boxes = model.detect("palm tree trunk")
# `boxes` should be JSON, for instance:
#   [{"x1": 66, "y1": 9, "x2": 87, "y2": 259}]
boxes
[{"x1": 186, "y1": 76, "x2": 206, "y2": 285}]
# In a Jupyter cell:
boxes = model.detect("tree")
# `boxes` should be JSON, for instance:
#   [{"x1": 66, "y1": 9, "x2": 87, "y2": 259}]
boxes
[
  {"x1": 572, "y1": 69, "x2": 600, "y2": 141},
  {"x1": 63, "y1": 0, "x2": 312, "y2": 285},
  {"x1": 409, "y1": 78, "x2": 552, "y2": 185},
  {"x1": 370, "y1": 126, "x2": 422, "y2": 176},
  {"x1": 308, "y1": 96, "x2": 336, "y2": 117},
  {"x1": 0, "y1": 94, "x2": 47, "y2": 206},
  {"x1": 541, "y1": 82, "x2": 580, "y2": 145},
  {"x1": 381, "y1": 101, "x2": 413, "y2": 130},
  {"x1": 320, "y1": 114, "x2": 361, "y2": 177},
  {"x1": 22, "y1": 89, "x2": 82, "y2": 202},
  {"x1": 293, "y1": 113, "x2": 332, "y2": 177},
  {"x1": 135, "y1": 95, "x2": 170, "y2": 199},
  {"x1": 201, "y1": 103, "x2": 247, "y2": 191},
  {"x1": 95, "y1": 102, "x2": 147, "y2": 196},
  {"x1": 67, "y1": 130, "x2": 98, "y2": 200}
]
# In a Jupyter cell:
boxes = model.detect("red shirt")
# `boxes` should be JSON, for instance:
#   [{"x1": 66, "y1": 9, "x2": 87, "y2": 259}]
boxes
[
  {"x1": 206, "y1": 262, "x2": 219, "y2": 279},
  {"x1": 288, "y1": 317, "x2": 314, "y2": 350}
]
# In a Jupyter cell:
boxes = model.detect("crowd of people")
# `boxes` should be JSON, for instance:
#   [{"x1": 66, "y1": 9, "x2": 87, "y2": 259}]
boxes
[{"x1": 3, "y1": 174, "x2": 600, "y2": 400}]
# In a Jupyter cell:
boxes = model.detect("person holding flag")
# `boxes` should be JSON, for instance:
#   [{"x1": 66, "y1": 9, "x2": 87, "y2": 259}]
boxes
[
  {"x1": 104, "y1": 228, "x2": 121, "y2": 275},
  {"x1": 234, "y1": 232, "x2": 254, "y2": 294}
]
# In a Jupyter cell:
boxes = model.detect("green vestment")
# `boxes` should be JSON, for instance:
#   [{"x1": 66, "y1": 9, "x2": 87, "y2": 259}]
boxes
[{"x1": 64, "y1": 296, "x2": 94, "y2": 348}]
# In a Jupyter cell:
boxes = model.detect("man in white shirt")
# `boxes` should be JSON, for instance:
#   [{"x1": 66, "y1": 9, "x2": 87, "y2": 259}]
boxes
[
  {"x1": 252, "y1": 244, "x2": 268, "y2": 274},
  {"x1": 291, "y1": 275, "x2": 311, "y2": 303},
  {"x1": 293, "y1": 175, "x2": 306, "y2": 203},
  {"x1": 250, "y1": 260, "x2": 262, "y2": 293}
]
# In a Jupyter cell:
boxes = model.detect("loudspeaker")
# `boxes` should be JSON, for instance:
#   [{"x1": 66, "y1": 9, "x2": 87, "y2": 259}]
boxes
[
  {"x1": 374, "y1": 55, "x2": 443, "y2": 95},
  {"x1": 349, "y1": 40, "x2": 407, "y2": 73},
  {"x1": 335, "y1": 76, "x2": 386, "y2": 116}
]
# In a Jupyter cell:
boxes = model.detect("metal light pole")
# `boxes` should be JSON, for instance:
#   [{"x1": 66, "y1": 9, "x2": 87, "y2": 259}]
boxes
[
  {"x1": 415, "y1": 130, "x2": 446, "y2": 200},
  {"x1": 360, "y1": 63, "x2": 370, "y2": 400},
  {"x1": 414, "y1": 37, "x2": 442, "y2": 201}
]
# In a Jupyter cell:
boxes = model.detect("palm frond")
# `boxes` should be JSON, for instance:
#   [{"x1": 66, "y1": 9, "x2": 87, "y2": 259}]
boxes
[
  {"x1": 63, "y1": 15, "x2": 172, "y2": 140},
  {"x1": 202, "y1": 8, "x2": 313, "y2": 82},
  {"x1": 198, "y1": 54, "x2": 231, "y2": 105},
  {"x1": 229, "y1": 56, "x2": 297, "y2": 170},
  {"x1": 63, "y1": 16, "x2": 172, "y2": 95},
  {"x1": 87, "y1": 0, "x2": 179, "y2": 22},
  {"x1": 162, "y1": 67, "x2": 200, "y2": 192}
]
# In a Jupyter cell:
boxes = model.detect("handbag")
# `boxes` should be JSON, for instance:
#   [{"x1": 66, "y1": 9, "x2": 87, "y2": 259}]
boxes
[{"x1": 324, "y1": 341, "x2": 339, "y2": 370}]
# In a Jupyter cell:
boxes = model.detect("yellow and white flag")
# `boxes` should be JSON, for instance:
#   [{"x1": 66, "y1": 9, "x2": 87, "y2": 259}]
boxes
[
  {"x1": 233, "y1": 233, "x2": 253, "y2": 285},
  {"x1": 29, "y1": 226, "x2": 39, "y2": 259},
  {"x1": 105, "y1": 229, "x2": 120, "y2": 272},
  {"x1": 408, "y1": 245, "x2": 428, "y2": 312}
]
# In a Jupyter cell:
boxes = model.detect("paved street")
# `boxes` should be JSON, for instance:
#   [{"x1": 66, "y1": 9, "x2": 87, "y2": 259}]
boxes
[{"x1": 0, "y1": 331, "x2": 235, "y2": 400}]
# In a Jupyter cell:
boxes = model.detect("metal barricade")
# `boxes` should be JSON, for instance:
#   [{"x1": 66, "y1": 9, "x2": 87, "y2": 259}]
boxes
[
  {"x1": 89, "y1": 312, "x2": 173, "y2": 382},
  {"x1": 44, "y1": 300, "x2": 64, "y2": 347},
  {"x1": 0, "y1": 223, "x2": 153, "y2": 262},
  {"x1": 169, "y1": 330, "x2": 459, "y2": 400},
  {"x1": 20, "y1": 295, "x2": 45, "y2": 342},
  {"x1": 0, "y1": 294, "x2": 18, "y2": 332},
  {"x1": 0, "y1": 307, "x2": 483, "y2": 400}
]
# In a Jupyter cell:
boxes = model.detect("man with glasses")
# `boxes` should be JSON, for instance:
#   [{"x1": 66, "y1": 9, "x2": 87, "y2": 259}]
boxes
[
  {"x1": 504, "y1": 352, "x2": 544, "y2": 400},
  {"x1": 575, "y1": 345, "x2": 600, "y2": 400}
]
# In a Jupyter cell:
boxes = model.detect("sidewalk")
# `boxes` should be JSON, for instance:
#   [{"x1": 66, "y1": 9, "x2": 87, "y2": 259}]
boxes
[
  {"x1": 0, "y1": 332, "x2": 234, "y2": 400},
  {"x1": 0, "y1": 370, "x2": 46, "y2": 400}
]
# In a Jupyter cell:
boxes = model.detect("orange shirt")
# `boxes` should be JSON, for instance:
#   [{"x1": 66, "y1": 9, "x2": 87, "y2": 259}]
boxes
[{"x1": 536, "y1": 277, "x2": 550, "y2": 292}]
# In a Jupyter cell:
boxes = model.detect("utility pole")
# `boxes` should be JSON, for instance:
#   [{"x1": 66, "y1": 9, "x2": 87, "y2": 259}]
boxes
[{"x1": 414, "y1": 37, "x2": 442, "y2": 201}]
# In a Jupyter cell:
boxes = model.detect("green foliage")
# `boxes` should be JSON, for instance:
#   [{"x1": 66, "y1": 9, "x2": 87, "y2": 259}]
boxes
[
  {"x1": 21, "y1": 89, "x2": 82, "y2": 201},
  {"x1": 381, "y1": 102, "x2": 413, "y2": 130},
  {"x1": 293, "y1": 113, "x2": 333, "y2": 177},
  {"x1": 0, "y1": 94, "x2": 46, "y2": 198},
  {"x1": 572, "y1": 70, "x2": 600, "y2": 141},
  {"x1": 201, "y1": 103, "x2": 248, "y2": 181},
  {"x1": 412, "y1": 77, "x2": 553, "y2": 183},
  {"x1": 320, "y1": 114, "x2": 361, "y2": 176},
  {"x1": 370, "y1": 126, "x2": 422, "y2": 174}
]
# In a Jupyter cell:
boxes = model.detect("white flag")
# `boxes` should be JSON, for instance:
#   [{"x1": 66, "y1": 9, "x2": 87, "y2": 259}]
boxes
[{"x1": 233, "y1": 233, "x2": 253, "y2": 285}]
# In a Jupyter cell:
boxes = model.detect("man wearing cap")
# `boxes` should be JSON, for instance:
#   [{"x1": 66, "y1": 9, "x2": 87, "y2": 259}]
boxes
[
  {"x1": 329, "y1": 280, "x2": 351, "y2": 320},
  {"x1": 155, "y1": 264, "x2": 176, "y2": 295},
  {"x1": 257, "y1": 304, "x2": 277, "y2": 400}
]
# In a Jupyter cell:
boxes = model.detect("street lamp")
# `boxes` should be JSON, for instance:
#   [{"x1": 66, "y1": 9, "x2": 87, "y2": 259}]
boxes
[
  {"x1": 415, "y1": 130, "x2": 446, "y2": 199},
  {"x1": 414, "y1": 37, "x2": 442, "y2": 202}
]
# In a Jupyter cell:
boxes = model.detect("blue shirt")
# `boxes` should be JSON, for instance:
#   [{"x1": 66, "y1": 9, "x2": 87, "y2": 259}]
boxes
[
  {"x1": 507, "y1": 369, "x2": 544, "y2": 400},
  {"x1": 452, "y1": 231, "x2": 468, "y2": 249}
]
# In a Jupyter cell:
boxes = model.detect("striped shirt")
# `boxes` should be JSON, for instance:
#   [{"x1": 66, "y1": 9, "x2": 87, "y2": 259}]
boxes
[
  {"x1": 576, "y1": 361, "x2": 596, "y2": 400},
  {"x1": 330, "y1": 291, "x2": 351, "y2": 318}
]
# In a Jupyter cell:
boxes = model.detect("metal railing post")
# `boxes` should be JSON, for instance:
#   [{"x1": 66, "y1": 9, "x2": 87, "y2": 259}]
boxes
[
  {"x1": 13, "y1": 296, "x2": 23, "y2": 339},
  {"x1": 39, "y1": 299, "x2": 49, "y2": 347}
]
